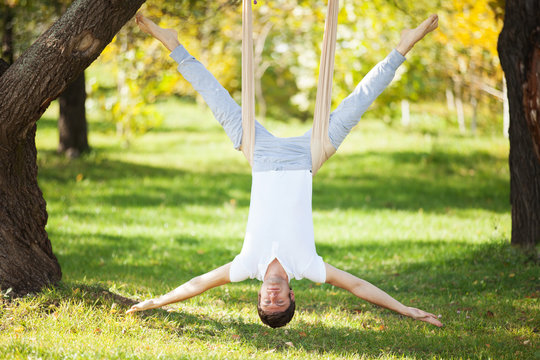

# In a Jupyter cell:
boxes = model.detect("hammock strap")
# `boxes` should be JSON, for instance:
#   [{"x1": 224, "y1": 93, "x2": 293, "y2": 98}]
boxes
[
  {"x1": 311, "y1": 0, "x2": 339, "y2": 176},
  {"x1": 241, "y1": 0, "x2": 256, "y2": 166},
  {"x1": 241, "y1": 0, "x2": 339, "y2": 174}
]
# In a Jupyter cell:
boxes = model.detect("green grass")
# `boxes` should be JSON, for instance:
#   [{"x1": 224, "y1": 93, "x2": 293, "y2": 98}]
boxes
[{"x1": 1, "y1": 98, "x2": 538, "y2": 359}]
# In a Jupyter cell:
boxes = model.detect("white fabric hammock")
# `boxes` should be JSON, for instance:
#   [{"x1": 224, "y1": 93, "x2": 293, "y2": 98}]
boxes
[{"x1": 242, "y1": 0, "x2": 339, "y2": 175}]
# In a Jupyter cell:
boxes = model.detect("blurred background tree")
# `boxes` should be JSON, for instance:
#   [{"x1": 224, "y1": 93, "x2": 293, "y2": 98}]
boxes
[
  {"x1": 93, "y1": 0, "x2": 503, "y2": 134},
  {"x1": 1, "y1": 0, "x2": 89, "y2": 157},
  {"x1": 1, "y1": 0, "x2": 505, "y2": 137}
]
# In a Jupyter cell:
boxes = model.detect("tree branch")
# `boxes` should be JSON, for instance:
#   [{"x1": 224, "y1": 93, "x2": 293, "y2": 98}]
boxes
[{"x1": 0, "y1": 0, "x2": 146, "y2": 148}]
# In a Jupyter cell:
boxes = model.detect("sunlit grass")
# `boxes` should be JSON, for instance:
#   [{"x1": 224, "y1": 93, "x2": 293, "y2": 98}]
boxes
[{"x1": 0, "y1": 98, "x2": 537, "y2": 359}]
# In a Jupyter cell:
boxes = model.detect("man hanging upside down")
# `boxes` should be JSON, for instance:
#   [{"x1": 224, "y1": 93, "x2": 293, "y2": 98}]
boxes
[{"x1": 127, "y1": 11, "x2": 442, "y2": 329}]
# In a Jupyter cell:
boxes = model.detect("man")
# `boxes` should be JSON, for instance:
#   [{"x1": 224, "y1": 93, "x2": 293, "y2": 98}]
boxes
[{"x1": 127, "y1": 11, "x2": 442, "y2": 329}]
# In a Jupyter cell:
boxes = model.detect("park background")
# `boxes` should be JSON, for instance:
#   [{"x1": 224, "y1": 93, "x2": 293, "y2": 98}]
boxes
[{"x1": 0, "y1": 0, "x2": 538, "y2": 359}]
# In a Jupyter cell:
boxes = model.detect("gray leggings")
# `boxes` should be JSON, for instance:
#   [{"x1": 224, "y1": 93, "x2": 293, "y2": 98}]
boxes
[{"x1": 169, "y1": 45, "x2": 405, "y2": 171}]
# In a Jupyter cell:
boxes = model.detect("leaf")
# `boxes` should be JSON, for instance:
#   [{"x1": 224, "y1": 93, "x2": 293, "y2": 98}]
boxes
[
  {"x1": 299, "y1": 331, "x2": 307, "y2": 337},
  {"x1": 486, "y1": 310, "x2": 494, "y2": 317},
  {"x1": 231, "y1": 334, "x2": 240, "y2": 340}
]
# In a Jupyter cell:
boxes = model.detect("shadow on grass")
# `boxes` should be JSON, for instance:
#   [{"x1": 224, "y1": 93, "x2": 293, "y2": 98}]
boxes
[
  {"x1": 38, "y1": 111, "x2": 225, "y2": 138},
  {"x1": 50, "y1": 231, "x2": 239, "y2": 285},
  {"x1": 44, "y1": 234, "x2": 536, "y2": 360},
  {"x1": 315, "y1": 240, "x2": 536, "y2": 298},
  {"x1": 38, "y1": 151, "x2": 253, "y2": 209},
  {"x1": 314, "y1": 150, "x2": 509, "y2": 214},
  {"x1": 37, "y1": 148, "x2": 508, "y2": 215},
  {"x1": 53, "y1": 227, "x2": 535, "y2": 309},
  {"x1": 39, "y1": 114, "x2": 118, "y2": 134},
  {"x1": 57, "y1": 228, "x2": 534, "y2": 307}
]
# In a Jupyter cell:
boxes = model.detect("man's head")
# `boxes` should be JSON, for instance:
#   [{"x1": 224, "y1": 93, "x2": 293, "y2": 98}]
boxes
[{"x1": 257, "y1": 276, "x2": 296, "y2": 328}]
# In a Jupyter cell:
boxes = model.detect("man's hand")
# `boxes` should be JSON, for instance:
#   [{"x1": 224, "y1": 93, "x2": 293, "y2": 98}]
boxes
[
  {"x1": 325, "y1": 263, "x2": 444, "y2": 328},
  {"x1": 126, "y1": 263, "x2": 232, "y2": 315},
  {"x1": 405, "y1": 306, "x2": 443, "y2": 327},
  {"x1": 126, "y1": 298, "x2": 159, "y2": 314}
]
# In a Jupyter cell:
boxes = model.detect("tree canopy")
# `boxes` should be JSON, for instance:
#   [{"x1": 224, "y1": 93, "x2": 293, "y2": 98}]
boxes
[{"x1": 80, "y1": 0, "x2": 503, "y2": 130}]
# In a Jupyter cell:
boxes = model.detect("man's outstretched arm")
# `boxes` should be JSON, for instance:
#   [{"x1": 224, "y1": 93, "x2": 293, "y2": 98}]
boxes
[
  {"x1": 126, "y1": 263, "x2": 232, "y2": 314},
  {"x1": 324, "y1": 263, "x2": 443, "y2": 327}
]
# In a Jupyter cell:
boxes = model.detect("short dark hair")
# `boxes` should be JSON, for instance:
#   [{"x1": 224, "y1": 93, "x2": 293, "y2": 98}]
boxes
[{"x1": 257, "y1": 289, "x2": 295, "y2": 328}]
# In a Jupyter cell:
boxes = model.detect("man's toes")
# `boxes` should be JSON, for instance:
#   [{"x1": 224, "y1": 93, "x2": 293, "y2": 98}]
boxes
[{"x1": 428, "y1": 15, "x2": 438, "y2": 28}]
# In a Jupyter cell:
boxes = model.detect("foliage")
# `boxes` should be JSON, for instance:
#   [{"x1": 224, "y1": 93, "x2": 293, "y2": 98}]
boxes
[
  {"x1": 1, "y1": 0, "x2": 505, "y2": 134},
  {"x1": 435, "y1": 0, "x2": 504, "y2": 99},
  {"x1": 0, "y1": 0, "x2": 70, "y2": 57},
  {"x1": 90, "y1": 1, "x2": 240, "y2": 140},
  {"x1": 0, "y1": 98, "x2": 535, "y2": 359}
]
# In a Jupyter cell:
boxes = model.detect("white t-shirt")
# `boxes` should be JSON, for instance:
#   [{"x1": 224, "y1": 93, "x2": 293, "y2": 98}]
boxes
[{"x1": 229, "y1": 170, "x2": 326, "y2": 283}]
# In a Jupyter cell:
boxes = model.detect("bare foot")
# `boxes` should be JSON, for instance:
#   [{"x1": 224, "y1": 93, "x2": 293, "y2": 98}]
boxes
[
  {"x1": 396, "y1": 14, "x2": 439, "y2": 56},
  {"x1": 135, "y1": 13, "x2": 180, "y2": 52}
]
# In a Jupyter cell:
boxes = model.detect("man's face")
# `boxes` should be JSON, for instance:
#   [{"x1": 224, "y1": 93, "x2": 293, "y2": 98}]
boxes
[{"x1": 258, "y1": 276, "x2": 295, "y2": 312}]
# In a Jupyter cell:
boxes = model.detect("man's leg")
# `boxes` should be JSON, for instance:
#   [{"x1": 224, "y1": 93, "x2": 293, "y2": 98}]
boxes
[
  {"x1": 136, "y1": 14, "x2": 244, "y2": 149},
  {"x1": 327, "y1": 15, "x2": 438, "y2": 150}
]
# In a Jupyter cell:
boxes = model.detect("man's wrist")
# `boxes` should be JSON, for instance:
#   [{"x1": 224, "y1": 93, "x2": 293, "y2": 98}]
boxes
[{"x1": 399, "y1": 305, "x2": 412, "y2": 317}]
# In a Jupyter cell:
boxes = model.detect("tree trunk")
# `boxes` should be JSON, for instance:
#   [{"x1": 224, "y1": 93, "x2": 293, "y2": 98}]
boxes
[
  {"x1": 470, "y1": 96, "x2": 478, "y2": 136},
  {"x1": 0, "y1": 124, "x2": 61, "y2": 296},
  {"x1": 58, "y1": 71, "x2": 89, "y2": 158},
  {"x1": 455, "y1": 96, "x2": 466, "y2": 133},
  {"x1": 0, "y1": 0, "x2": 146, "y2": 297},
  {"x1": 401, "y1": 99, "x2": 410, "y2": 127},
  {"x1": 503, "y1": 77, "x2": 510, "y2": 138},
  {"x1": 498, "y1": 0, "x2": 540, "y2": 249}
]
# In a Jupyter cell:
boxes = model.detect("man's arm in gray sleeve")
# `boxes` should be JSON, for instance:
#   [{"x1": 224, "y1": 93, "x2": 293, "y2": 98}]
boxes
[
  {"x1": 328, "y1": 49, "x2": 406, "y2": 149},
  {"x1": 170, "y1": 45, "x2": 243, "y2": 149}
]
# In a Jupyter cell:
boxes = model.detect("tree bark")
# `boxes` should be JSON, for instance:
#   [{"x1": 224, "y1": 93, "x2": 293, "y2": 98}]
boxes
[
  {"x1": 0, "y1": 0, "x2": 145, "y2": 297},
  {"x1": 58, "y1": 71, "x2": 89, "y2": 157},
  {"x1": 498, "y1": 0, "x2": 540, "y2": 249}
]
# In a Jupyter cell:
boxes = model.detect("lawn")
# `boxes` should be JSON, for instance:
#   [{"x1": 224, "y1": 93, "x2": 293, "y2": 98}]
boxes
[{"x1": 0, "y1": 98, "x2": 537, "y2": 359}]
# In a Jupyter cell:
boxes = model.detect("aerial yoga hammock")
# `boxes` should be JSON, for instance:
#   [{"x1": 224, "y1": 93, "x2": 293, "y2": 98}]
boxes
[
  {"x1": 130, "y1": 4, "x2": 442, "y2": 329},
  {"x1": 241, "y1": 0, "x2": 338, "y2": 175}
]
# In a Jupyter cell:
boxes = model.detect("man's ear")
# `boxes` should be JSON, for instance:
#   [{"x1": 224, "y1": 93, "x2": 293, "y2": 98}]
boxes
[{"x1": 289, "y1": 289, "x2": 295, "y2": 301}]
